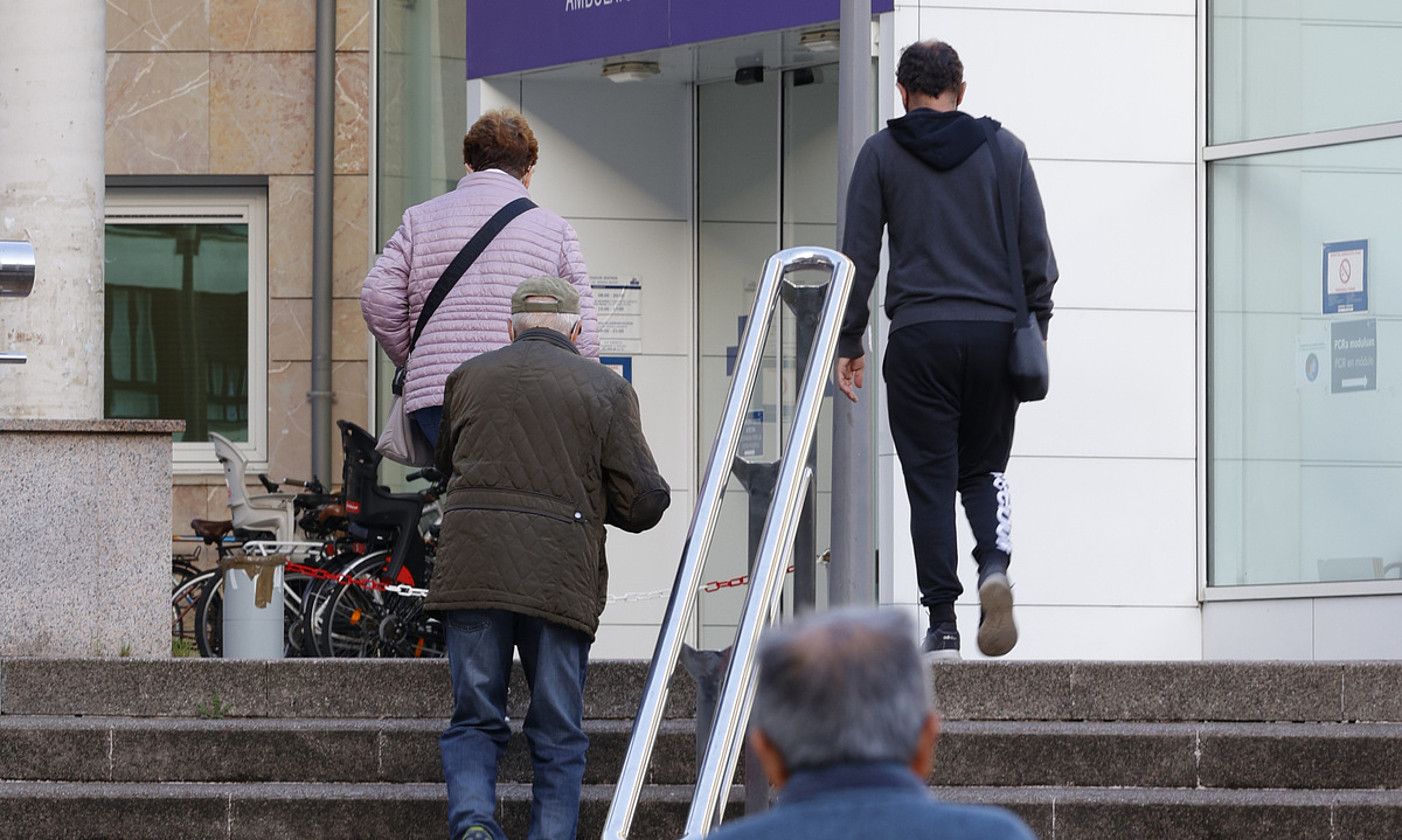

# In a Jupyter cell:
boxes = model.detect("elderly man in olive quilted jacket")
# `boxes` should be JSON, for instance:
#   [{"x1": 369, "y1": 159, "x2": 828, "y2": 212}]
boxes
[{"x1": 430, "y1": 276, "x2": 669, "y2": 840}]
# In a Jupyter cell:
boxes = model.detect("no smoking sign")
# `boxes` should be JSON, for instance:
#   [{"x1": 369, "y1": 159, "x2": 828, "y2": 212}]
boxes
[{"x1": 1323, "y1": 239, "x2": 1368, "y2": 315}]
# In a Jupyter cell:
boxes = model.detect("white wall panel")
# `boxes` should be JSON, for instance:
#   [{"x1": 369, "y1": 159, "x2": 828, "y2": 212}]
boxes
[
  {"x1": 1203, "y1": 599, "x2": 1314, "y2": 660},
  {"x1": 1013, "y1": 309, "x2": 1196, "y2": 459},
  {"x1": 598, "y1": 489, "x2": 693, "y2": 627},
  {"x1": 1036, "y1": 160, "x2": 1196, "y2": 313},
  {"x1": 629, "y1": 354, "x2": 696, "y2": 496},
  {"x1": 953, "y1": 603, "x2": 1202, "y2": 659},
  {"x1": 520, "y1": 79, "x2": 692, "y2": 220},
  {"x1": 592, "y1": 624, "x2": 663, "y2": 659},
  {"x1": 1313, "y1": 596, "x2": 1402, "y2": 659},
  {"x1": 566, "y1": 218, "x2": 693, "y2": 358},
  {"x1": 950, "y1": 456, "x2": 1198, "y2": 608},
  {"x1": 911, "y1": 8, "x2": 1195, "y2": 163}
]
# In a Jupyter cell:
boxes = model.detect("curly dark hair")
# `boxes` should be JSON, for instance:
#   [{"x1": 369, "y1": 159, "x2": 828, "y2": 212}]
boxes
[
  {"x1": 896, "y1": 40, "x2": 963, "y2": 99},
  {"x1": 462, "y1": 109, "x2": 539, "y2": 179}
]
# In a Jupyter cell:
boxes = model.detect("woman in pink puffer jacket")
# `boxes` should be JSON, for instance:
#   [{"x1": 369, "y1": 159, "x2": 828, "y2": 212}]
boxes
[{"x1": 360, "y1": 108, "x2": 599, "y2": 445}]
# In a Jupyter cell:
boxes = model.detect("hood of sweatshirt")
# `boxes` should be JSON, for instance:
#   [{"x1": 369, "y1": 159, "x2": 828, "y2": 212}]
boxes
[{"x1": 886, "y1": 109, "x2": 997, "y2": 171}]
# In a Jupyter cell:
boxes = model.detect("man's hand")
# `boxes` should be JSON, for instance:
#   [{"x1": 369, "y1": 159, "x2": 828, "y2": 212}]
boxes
[{"x1": 835, "y1": 356, "x2": 865, "y2": 403}]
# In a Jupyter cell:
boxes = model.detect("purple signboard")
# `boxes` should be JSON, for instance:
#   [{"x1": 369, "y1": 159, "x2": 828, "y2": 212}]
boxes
[{"x1": 467, "y1": 0, "x2": 895, "y2": 79}]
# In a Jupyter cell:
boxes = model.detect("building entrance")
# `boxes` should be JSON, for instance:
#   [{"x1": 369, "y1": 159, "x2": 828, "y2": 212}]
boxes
[{"x1": 464, "y1": 34, "x2": 843, "y2": 653}]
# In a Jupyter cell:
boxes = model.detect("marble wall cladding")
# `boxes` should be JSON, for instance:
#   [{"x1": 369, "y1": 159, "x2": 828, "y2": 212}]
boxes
[
  {"x1": 336, "y1": 0, "x2": 370, "y2": 52},
  {"x1": 210, "y1": 0, "x2": 316, "y2": 52},
  {"x1": 108, "y1": 0, "x2": 211, "y2": 51},
  {"x1": 331, "y1": 360, "x2": 370, "y2": 479},
  {"x1": 265, "y1": 297, "x2": 364, "y2": 363},
  {"x1": 106, "y1": 53, "x2": 211, "y2": 174},
  {"x1": 171, "y1": 482, "x2": 227, "y2": 538},
  {"x1": 268, "y1": 175, "x2": 314, "y2": 297},
  {"x1": 269, "y1": 298, "x2": 313, "y2": 362},
  {"x1": 267, "y1": 361, "x2": 313, "y2": 482},
  {"x1": 335, "y1": 51, "x2": 370, "y2": 174},
  {"x1": 333, "y1": 298, "x2": 369, "y2": 361},
  {"x1": 333, "y1": 174, "x2": 370, "y2": 296},
  {"x1": 210, "y1": 52, "x2": 316, "y2": 174}
]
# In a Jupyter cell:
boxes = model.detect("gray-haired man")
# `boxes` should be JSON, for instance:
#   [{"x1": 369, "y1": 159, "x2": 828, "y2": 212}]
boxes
[
  {"x1": 430, "y1": 276, "x2": 670, "y2": 840},
  {"x1": 708, "y1": 609, "x2": 1036, "y2": 840}
]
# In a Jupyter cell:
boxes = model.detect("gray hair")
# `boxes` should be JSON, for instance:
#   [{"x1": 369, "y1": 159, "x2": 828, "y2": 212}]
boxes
[
  {"x1": 511, "y1": 310, "x2": 580, "y2": 335},
  {"x1": 749, "y1": 608, "x2": 934, "y2": 770}
]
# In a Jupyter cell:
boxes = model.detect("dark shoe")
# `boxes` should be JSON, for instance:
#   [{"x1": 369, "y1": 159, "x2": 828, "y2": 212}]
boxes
[
  {"x1": 922, "y1": 622, "x2": 961, "y2": 661},
  {"x1": 977, "y1": 572, "x2": 1018, "y2": 657}
]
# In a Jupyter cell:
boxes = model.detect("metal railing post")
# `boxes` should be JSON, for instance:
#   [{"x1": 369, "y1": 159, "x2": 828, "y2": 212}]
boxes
[{"x1": 602, "y1": 248, "x2": 854, "y2": 840}]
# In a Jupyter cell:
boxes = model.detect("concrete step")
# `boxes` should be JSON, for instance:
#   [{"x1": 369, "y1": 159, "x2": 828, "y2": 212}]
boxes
[
  {"x1": 1, "y1": 781, "x2": 1400, "y2": 840},
  {"x1": 0, "y1": 658, "x2": 690, "y2": 720},
  {"x1": 7, "y1": 715, "x2": 1402, "y2": 792},
  {"x1": 4, "y1": 658, "x2": 1402, "y2": 722},
  {"x1": 0, "y1": 781, "x2": 739, "y2": 840}
]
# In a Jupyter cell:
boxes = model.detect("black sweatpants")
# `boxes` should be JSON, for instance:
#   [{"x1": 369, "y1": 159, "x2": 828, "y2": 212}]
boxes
[{"x1": 883, "y1": 320, "x2": 1019, "y2": 623}]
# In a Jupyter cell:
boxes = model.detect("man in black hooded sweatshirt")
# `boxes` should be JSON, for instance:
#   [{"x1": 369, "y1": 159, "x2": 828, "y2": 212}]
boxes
[{"x1": 835, "y1": 40, "x2": 1057, "y2": 660}]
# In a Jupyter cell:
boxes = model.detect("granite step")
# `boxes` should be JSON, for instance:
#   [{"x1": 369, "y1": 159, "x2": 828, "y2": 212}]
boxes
[
  {"x1": 1, "y1": 781, "x2": 1400, "y2": 840},
  {"x1": 6, "y1": 716, "x2": 1402, "y2": 791},
  {"x1": 0, "y1": 781, "x2": 739, "y2": 840},
  {"x1": 4, "y1": 658, "x2": 1402, "y2": 722}
]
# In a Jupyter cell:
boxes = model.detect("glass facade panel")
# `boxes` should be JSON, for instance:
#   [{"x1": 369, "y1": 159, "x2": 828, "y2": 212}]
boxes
[
  {"x1": 104, "y1": 222, "x2": 250, "y2": 443},
  {"x1": 1210, "y1": 1, "x2": 1402, "y2": 145},
  {"x1": 1209, "y1": 137, "x2": 1402, "y2": 586},
  {"x1": 374, "y1": 1, "x2": 467, "y2": 487}
]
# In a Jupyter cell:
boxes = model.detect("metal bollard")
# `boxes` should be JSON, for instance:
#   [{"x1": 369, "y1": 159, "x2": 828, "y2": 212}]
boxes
[{"x1": 219, "y1": 554, "x2": 286, "y2": 659}]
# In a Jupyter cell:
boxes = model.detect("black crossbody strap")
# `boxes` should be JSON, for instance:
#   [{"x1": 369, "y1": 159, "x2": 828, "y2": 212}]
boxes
[
  {"x1": 979, "y1": 119, "x2": 1028, "y2": 321},
  {"x1": 408, "y1": 196, "x2": 537, "y2": 353}
]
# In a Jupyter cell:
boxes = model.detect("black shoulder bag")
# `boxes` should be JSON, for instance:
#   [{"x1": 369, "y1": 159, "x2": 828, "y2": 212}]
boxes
[
  {"x1": 980, "y1": 118, "x2": 1049, "y2": 403},
  {"x1": 375, "y1": 196, "x2": 537, "y2": 465}
]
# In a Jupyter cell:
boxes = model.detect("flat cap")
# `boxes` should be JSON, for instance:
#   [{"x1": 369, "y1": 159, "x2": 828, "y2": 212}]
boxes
[{"x1": 511, "y1": 276, "x2": 580, "y2": 314}]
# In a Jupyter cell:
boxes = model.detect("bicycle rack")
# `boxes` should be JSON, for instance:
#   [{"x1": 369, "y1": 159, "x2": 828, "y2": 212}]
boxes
[{"x1": 602, "y1": 246, "x2": 855, "y2": 840}]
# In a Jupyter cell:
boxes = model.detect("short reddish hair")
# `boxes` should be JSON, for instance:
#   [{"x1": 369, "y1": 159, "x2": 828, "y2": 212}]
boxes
[{"x1": 463, "y1": 109, "x2": 539, "y2": 179}]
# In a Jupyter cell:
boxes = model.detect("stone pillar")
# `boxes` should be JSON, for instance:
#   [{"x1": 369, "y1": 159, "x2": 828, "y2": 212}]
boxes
[{"x1": 0, "y1": 0, "x2": 107, "y2": 420}]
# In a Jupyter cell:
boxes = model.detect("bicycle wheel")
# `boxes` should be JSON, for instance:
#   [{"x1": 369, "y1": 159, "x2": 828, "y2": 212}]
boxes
[
  {"x1": 172, "y1": 570, "x2": 217, "y2": 655},
  {"x1": 296, "y1": 549, "x2": 378, "y2": 657},
  {"x1": 320, "y1": 554, "x2": 443, "y2": 658},
  {"x1": 194, "y1": 574, "x2": 223, "y2": 657}
]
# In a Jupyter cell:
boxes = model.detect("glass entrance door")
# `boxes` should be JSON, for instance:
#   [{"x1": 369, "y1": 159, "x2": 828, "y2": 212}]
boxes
[{"x1": 695, "y1": 64, "x2": 838, "y2": 646}]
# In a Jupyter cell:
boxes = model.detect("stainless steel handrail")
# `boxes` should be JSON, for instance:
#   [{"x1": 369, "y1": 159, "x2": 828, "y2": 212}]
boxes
[{"x1": 602, "y1": 246, "x2": 855, "y2": 840}]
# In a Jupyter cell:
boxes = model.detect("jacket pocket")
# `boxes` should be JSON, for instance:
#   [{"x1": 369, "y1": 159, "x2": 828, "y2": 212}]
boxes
[{"x1": 444, "y1": 486, "x2": 586, "y2": 525}]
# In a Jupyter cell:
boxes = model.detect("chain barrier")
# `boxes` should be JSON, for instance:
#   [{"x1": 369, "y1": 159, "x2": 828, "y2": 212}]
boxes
[{"x1": 281, "y1": 551, "x2": 831, "y2": 604}]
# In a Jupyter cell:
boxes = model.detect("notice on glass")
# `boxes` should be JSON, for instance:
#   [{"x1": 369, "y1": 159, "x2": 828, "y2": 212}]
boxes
[
  {"x1": 1296, "y1": 336, "x2": 1327, "y2": 390},
  {"x1": 1331, "y1": 318, "x2": 1376, "y2": 394},
  {"x1": 591, "y1": 277, "x2": 642, "y2": 354},
  {"x1": 1323, "y1": 240, "x2": 1368, "y2": 315}
]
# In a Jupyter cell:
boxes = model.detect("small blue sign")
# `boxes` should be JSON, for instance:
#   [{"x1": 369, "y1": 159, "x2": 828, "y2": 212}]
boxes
[
  {"x1": 1323, "y1": 240, "x2": 1368, "y2": 315},
  {"x1": 601, "y1": 355, "x2": 633, "y2": 383}
]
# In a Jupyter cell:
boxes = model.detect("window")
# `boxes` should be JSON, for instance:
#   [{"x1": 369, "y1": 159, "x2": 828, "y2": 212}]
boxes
[
  {"x1": 104, "y1": 189, "x2": 268, "y2": 471},
  {"x1": 1207, "y1": 3, "x2": 1402, "y2": 593}
]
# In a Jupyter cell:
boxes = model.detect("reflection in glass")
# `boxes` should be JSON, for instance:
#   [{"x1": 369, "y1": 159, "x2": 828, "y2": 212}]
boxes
[
  {"x1": 1209, "y1": 138, "x2": 1402, "y2": 586},
  {"x1": 104, "y1": 223, "x2": 250, "y2": 443},
  {"x1": 1210, "y1": 2, "x2": 1402, "y2": 144}
]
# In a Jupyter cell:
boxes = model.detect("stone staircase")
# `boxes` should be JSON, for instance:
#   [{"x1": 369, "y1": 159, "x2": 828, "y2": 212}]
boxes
[{"x1": 1, "y1": 658, "x2": 1401, "y2": 838}]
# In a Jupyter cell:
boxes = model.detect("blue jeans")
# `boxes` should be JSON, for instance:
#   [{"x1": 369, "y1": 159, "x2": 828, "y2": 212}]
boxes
[
  {"x1": 441, "y1": 609, "x2": 591, "y2": 840},
  {"x1": 411, "y1": 404, "x2": 443, "y2": 448}
]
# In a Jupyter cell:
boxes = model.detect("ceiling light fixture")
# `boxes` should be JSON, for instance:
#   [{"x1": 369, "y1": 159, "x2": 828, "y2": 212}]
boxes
[
  {"x1": 602, "y1": 61, "x2": 661, "y2": 83},
  {"x1": 799, "y1": 28, "x2": 840, "y2": 52}
]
